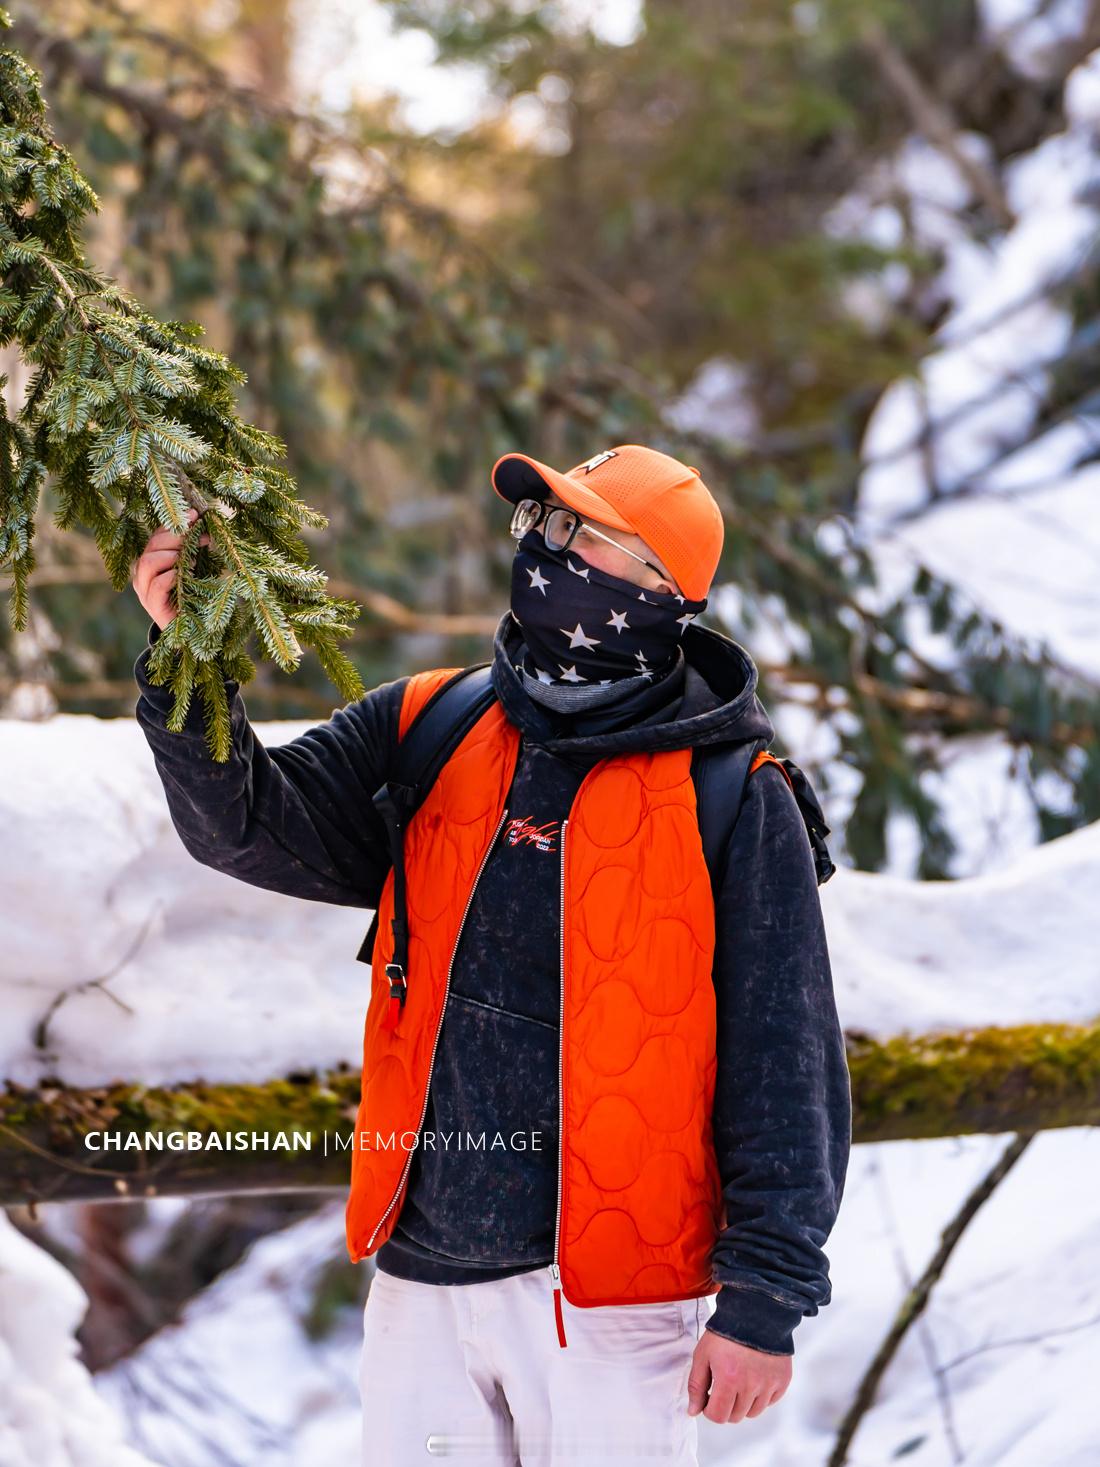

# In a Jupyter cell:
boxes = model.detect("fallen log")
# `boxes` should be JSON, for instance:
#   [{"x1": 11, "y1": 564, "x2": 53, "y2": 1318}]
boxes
[
  {"x1": 844, "y1": 1017, "x2": 1100, "y2": 1140},
  {"x1": 0, "y1": 1066, "x2": 362, "y2": 1207},
  {"x1": 1, "y1": 1019, "x2": 1097, "y2": 1206}
]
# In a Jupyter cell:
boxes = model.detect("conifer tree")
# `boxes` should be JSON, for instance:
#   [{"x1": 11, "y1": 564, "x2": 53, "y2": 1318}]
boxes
[{"x1": 0, "y1": 7, "x2": 364, "y2": 761}]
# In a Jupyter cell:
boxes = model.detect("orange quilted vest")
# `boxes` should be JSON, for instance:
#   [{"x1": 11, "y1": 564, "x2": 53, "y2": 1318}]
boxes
[{"x1": 344, "y1": 667, "x2": 789, "y2": 1347}]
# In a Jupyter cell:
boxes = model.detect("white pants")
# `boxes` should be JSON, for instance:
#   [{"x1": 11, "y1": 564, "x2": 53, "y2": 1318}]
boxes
[{"x1": 358, "y1": 1266, "x2": 716, "y2": 1465}]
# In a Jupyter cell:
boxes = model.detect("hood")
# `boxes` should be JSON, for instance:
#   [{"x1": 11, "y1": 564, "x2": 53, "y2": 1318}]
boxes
[{"x1": 489, "y1": 610, "x2": 774, "y2": 758}]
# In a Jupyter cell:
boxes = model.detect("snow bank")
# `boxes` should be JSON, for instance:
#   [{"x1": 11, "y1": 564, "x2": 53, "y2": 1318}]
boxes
[
  {"x1": 86, "y1": 1133, "x2": 1100, "y2": 1467},
  {"x1": 93, "y1": 1202, "x2": 362, "y2": 1467},
  {"x1": 1, "y1": 710, "x2": 1096, "y2": 1093},
  {"x1": 0, "y1": 1212, "x2": 159, "y2": 1467},
  {"x1": 822, "y1": 815, "x2": 1100, "y2": 1035},
  {"x1": 738, "y1": 1125, "x2": 1100, "y2": 1467},
  {"x1": 0, "y1": 711, "x2": 373, "y2": 1090}
]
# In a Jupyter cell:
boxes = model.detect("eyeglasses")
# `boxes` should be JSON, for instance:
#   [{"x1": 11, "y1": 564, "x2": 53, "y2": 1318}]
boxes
[{"x1": 508, "y1": 497, "x2": 675, "y2": 589}]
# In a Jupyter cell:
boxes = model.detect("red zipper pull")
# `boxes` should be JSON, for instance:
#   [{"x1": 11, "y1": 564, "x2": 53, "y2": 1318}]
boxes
[{"x1": 550, "y1": 1263, "x2": 568, "y2": 1348}]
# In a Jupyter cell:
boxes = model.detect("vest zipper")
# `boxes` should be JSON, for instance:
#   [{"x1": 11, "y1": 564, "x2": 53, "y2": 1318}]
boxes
[
  {"x1": 550, "y1": 815, "x2": 569, "y2": 1349},
  {"x1": 364, "y1": 803, "x2": 511, "y2": 1254}
]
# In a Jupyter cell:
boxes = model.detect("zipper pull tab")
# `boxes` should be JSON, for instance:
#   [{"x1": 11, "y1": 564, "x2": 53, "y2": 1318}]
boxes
[{"x1": 550, "y1": 1263, "x2": 568, "y2": 1348}]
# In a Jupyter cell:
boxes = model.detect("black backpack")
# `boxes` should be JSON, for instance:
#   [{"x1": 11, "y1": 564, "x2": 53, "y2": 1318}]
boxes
[{"x1": 356, "y1": 664, "x2": 835, "y2": 1017}]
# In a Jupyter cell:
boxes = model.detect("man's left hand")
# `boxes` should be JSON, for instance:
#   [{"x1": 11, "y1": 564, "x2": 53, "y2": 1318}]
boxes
[{"x1": 686, "y1": 1331, "x2": 792, "y2": 1423}]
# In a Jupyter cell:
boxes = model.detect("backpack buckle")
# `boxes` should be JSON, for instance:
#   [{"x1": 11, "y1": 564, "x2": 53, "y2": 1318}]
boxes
[
  {"x1": 384, "y1": 962, "x2": 407, "y2": 1006},
  {"x1": 806, "y1": 827, "x2": 837, "y2": 884}
]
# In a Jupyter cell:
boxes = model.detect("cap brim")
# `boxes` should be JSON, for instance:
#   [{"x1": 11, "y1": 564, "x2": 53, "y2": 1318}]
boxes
[{"x1": 491, "y1": 452, "x2": 633, "y2": 533}]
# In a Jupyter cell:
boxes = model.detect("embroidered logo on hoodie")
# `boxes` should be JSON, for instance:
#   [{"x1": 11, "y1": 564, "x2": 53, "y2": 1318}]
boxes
[{"x1": 504, "y1": 816, "x2": 560, "y2": 853}]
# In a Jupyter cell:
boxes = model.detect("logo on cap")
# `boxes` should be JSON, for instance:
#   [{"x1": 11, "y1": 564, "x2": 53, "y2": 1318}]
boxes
[{"x1": 577, "y1": 449, "x2": 618, "y2": 474}]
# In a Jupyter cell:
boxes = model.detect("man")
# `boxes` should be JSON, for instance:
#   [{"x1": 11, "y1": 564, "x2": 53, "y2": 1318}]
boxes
[{"x1": 132, "y1": 443, "x2": 851, "y2": 1466}]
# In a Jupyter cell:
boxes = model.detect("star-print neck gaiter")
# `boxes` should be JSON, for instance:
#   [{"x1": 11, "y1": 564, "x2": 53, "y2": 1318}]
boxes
[{"x1": 509, "y1": 526, "x2": 708, "y2": 684}]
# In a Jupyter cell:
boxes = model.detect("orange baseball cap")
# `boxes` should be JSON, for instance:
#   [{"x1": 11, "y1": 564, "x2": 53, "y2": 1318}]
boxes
[{"x1": 490, "y1": 443, "x2": 724, "y2": 602}]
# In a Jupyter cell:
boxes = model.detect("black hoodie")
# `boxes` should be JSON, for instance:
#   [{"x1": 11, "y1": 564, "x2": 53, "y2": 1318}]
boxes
[{"x1": 133, "y1": 610, "x2": 851, "y2": 1356}]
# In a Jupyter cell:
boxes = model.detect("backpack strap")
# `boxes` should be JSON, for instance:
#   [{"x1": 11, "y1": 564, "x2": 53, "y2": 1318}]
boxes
[
  {"x1": 693, "y1": 741, "x2": 836, "y2": 893},
  {"x1": 354, "y1": 667, "x2": 469, "y2": 967},
  {"x1": 391, "y1": 663, "x2": 496, "y2": 796},
  {"x1": 748, "y1": 747, "x2": 795, "y2": 790},
  {"x1": 692, "y1": 737, "x2": 768, "y2": 899},
  {"x1": 356, "y1": 664, "x2": 499, "y2": 1035}
]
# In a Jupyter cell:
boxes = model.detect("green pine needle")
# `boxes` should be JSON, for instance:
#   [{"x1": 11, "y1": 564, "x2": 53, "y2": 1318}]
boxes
[{"x1": 0, "y1": 7, "x2": 366, "y2": 757}]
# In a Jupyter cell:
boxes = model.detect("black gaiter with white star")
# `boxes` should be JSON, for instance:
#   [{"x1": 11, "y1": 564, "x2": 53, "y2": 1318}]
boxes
[{"x1": 509, "y1": 526, "x2": 708, "y2": 685}]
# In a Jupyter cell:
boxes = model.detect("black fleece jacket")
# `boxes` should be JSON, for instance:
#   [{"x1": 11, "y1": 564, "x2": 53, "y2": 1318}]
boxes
[{"x1": 133, "y1": 609, "x2": 851, "y2": 1356}]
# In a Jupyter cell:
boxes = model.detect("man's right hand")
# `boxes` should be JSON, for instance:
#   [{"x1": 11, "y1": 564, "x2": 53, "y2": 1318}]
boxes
[{"x1": 131, "y1": 508, "x2": 211, "y2": 631}]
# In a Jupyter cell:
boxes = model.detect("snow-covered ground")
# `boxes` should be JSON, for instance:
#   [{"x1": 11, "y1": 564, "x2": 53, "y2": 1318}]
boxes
[
  {"x1": 76, "y1": 1130, "x2": 1100, "y2": 1467},
  {"x1": 2, "y1": 710, "x2": 1097, "y2": 1091},
  {"x1": 0, "y1": 1212, "x2": 158, "y2": 1467},
  {"x1": 0, "y1": 711, "x2": 377, "y2": 1090},
  {"x1": 92, "y1": 1205, "x2": 365, "y2": 1467}
]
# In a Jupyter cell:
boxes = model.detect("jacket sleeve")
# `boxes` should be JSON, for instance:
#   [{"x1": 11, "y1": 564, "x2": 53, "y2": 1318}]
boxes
[
  {"x1": 133, "y1": 619, "x2": 408, "y2": 908},
  {"x1": 706, "y1": 759, "x2": 852, "y2": 1356}
]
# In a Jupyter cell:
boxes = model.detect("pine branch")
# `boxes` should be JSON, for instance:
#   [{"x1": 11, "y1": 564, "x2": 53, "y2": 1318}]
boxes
[{"x1": 0, "y1": 8, "x2": 364, "y2": 759}]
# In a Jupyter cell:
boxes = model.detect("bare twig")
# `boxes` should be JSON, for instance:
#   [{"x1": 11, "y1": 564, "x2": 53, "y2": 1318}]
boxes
[
  {"x1": 828, "y1": 1131, "x2": 1036, "y2": 1467},
  {"x1": 861, "y1": 20, "x2": 1014, "y2": 229}
]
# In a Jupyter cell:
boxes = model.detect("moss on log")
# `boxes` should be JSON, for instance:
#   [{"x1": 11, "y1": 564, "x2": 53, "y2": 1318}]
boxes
[
  {"x1": 0, "y1": 1064, "x2": 362, "y2": 1205},
  {"x1": 847, "y1": 1018, "x2": 1100, "y2": 1141},
  {"x1": 1, "y1": 1019, "x2": 1098, "y2": 1205}
]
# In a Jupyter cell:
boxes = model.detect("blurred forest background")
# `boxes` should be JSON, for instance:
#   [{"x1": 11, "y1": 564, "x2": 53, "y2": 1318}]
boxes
[{"x1": 1, "y1": 0, "x2": 1098, "y2": 879}]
